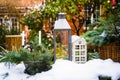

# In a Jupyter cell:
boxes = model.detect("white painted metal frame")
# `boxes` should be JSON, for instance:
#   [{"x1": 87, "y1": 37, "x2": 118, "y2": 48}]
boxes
[{"x1": 72, "y1": 37, "x2": 87, "y2": 64}]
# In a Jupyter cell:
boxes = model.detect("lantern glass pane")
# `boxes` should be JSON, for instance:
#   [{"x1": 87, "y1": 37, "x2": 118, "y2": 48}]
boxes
[{"x1": 55, "y1": 30, "x2": 68, "y2": 59}]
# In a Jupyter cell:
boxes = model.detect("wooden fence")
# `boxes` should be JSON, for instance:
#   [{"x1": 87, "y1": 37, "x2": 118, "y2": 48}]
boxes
[
  {"x1": 5, "y1": 35, "x2": 22, "y2": 51},
  {"x1": 98, "y1": 43, "x2": 120, "y2": 62}
]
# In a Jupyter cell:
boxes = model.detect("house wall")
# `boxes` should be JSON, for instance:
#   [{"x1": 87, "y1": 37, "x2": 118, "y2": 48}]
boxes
[
  {"x1": 0, "y1": 0, "x2": 44, "y2": 7},
  {"x1": 0, "y1": 0, "x2": 44, "y2": 16},
  {"x1": 0, "y1": 0, "x2": 44, "y2": 45},
  {"x1": 0, "y1": 0, "x2": 44, "y2": 31}
]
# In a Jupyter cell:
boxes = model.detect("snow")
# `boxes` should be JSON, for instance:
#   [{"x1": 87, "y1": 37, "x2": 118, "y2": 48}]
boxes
[
  {"x1": 72, "y1": 35, "x2": 80, "y2": 43},
  {"x1": 0, "y1": 59, "x2": 120, "y2": 80},
  {"x1": 72, "y1": 35, "x2": 86, "y2": 43}
]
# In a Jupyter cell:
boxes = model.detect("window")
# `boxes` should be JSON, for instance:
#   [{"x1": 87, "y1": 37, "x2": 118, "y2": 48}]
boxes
[
  {"x1": 75, "y1": 51, "x2": 79, "y2": 55},
  {"x1": 84, "y1": 2, "x2": 100, "y2": 26},
  {"x1": 75, "y1": 57, "x2": 80, "y2": 61},
  {"x1": 11, "y1": 17, "x2": 18, "y2": 28},
  {"x1": 0, "y1": 17, "x2": 18, "y2": 30},
  {"x1": 75, "y1": 45, "x2": 80, "y2": 49}
]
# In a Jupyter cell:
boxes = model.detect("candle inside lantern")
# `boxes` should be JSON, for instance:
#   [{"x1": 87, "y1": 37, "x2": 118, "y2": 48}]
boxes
[{"x1": 39, "y1": 31, "x2": 41, "y2": 45}]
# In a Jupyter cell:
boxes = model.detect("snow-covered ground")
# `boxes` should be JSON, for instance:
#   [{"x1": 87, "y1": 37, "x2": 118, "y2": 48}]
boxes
[{"x1": 0, "y1": 59, "x2": 120, "y2": 80}]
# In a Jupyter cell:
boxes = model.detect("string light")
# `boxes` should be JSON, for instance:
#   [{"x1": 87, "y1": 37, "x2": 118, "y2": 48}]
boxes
[{"x1": 107, "y1": 0, "x2": 110, "y2": 3}]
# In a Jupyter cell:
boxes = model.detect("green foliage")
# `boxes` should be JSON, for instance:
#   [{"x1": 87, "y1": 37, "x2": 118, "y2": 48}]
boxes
[
  {"x1": 0, "y1": 46, "x2": 8, "y2": 60},
  {"x1": 20, "y1": 6, "x2": 54, "y2": 49},
  {"x1": 0, "y1": 44, "x2": 53, "y2": 75},
  {"x1": 29, "y1": 30, "x2": 53, "y2": 50},
  {"x1": 1, "y1": 51, "x2": 21, "y2": 63},
  {"x1": 43, "y1": 0, "x2": 88, "y2": 18},
  {"x1": 0, "y1": 23, "x2": 6, "y2": 47},
  {"x1": 87, "y1": 51, "x2": 100, "y2": 60},
  {"x1": 0, "y1": 44, "x2": 52, "y2": 62},
  {"x1": 23, "y1": 44, "x2": 53, "y2": 75},
  {"x1": 42, "y1": 1, "x2": 59, "y2": 19},
  {"x1": 42, "y1": 0, "x2": 89, "y2": 35},
  {"x1": 0, "y1": 23, "x2": 20, "y2": 48},
  {"x1": 20, "y1": 0, "x2": 101, "y2": 36},
  {"x1": 82, "y1": 14, "x2": 120, "y2": 47},
  {"x1": 20, "y1": 9, "x2": 43, "y2": 31},
  {"x1": 82, "y1": 30, "x2": 107, "y2": 47},
  {"x1": 29, "y1": 30, "x2": 39, "y2": 46},
  {"x1": 5, "y1": 27, "x2": 20, "y2": 35},
  {"x1": 101, "y1": 0, "x2": 120, "y2": 17}
]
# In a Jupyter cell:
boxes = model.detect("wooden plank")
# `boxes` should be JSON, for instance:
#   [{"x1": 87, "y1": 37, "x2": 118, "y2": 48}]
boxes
[
  {"x1": 98, "y1": 43, "x2": 120, "y2": 62},
  {"x1": 5, "y1": 35, "x2": 22, "y2": 51}
]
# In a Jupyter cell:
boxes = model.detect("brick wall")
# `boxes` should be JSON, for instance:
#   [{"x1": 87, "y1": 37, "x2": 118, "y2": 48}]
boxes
[{"x1": 0, "y1": 0, "x2": 44, "y2": 7}]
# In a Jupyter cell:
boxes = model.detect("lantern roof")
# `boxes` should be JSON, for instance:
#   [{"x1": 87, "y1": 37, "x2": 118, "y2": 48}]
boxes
[
  {"x1": 54, "y1": 12, "x2": 71, "y2": 30},
  {"x1": 72, "y1": 35, "x2": 86, "y2": 43}
]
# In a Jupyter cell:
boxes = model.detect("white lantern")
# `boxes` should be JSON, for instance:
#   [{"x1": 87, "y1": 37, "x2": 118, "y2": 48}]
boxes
[{"x1": 72, "y1": 35, "x2": 87, "y2": 64}]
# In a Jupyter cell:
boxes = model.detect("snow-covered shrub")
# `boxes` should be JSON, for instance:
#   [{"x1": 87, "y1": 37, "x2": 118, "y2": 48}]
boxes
[
  {"x1": 0, "y1": 44, "x2": 53, "y2": 75},
  {"x1": 87, "y1": 51, "x2": 100, "y2": 60}
]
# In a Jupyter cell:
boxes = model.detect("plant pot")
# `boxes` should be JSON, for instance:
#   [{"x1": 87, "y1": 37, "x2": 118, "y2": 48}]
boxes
[
  {"x1": 98, "y1": 76, "x2": 111, "y2": 80},
  {"x1": 24, "y1": 61, "x2": 52, "y2": 75}
]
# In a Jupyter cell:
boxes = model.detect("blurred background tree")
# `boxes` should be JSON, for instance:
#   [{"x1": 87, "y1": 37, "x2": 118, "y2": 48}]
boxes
[
  {"x1": 20, "y1": 0, "x2": 120, "y2": 49},
  {"x1": 82, "y1": 0, "x2": 120, "y2": 47}
]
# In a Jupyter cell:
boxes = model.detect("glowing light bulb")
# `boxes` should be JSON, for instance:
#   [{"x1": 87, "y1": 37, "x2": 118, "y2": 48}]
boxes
[{"x1": 107, "y1": 0, "x2": 110, "y2": 3}]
